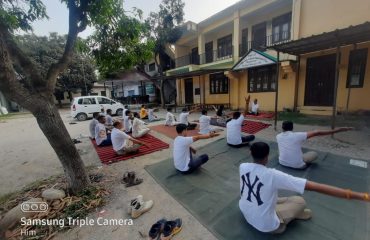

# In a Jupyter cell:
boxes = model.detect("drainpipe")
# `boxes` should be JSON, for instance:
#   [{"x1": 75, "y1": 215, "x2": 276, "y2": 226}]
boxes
[
  {"x1": 274, "y1": 51, "x2": 280, "y2": 131},
  {"x1": 293, "y1": 55, "x2": 300, "y2": 112},
  {"x1": 331, "y1": 45, "x2": 341, "y2": 129}
]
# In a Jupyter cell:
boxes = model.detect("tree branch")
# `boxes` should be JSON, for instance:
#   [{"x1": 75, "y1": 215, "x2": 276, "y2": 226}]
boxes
[
  {"x1": 45, "y1": 0, "x2": 88, "y2": 93},
  {"x1": 0, "y1": 22, "x2": 44, "y2": 90}
]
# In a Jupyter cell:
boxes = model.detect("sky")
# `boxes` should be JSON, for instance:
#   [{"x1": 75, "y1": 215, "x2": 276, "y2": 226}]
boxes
[{"x1": 31, "y1": 0, "x2": 241, "y2": 37}]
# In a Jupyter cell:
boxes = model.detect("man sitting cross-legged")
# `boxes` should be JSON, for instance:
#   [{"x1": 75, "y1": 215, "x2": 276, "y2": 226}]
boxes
[
  {"x1": 277, "y1": 121, "x2": 354, "y2": 169},
  {"x1": 89, "y1": 112, "x2": 100, "y2": 139},
  {"x1": 111, "y1": 121, "x2": 148, "y2": 156},
  {"x1": 179, "y1": 107, "x2": 199, "y2": 130},
  {"x1": 95, "y1": 115, "x2": 112, "y2": 147},
  {"x1": 198, "y1": 109, "x2": 222, "y2": 134},
  {"x1": 165, "y1": 107, "x2": 180, "y2": 126},
  {"x1": 239, "y1": 142, "x2": 370, "y2": 234},
  {"x1": 226, "y1": 97, "x2": 255, "y2": 147},
  {"x1": 132, "y1": 112, "x2": 151, "y2": 138},
  {"x1": 173, "y1": 124, "x2": 219, "y2": 174}
]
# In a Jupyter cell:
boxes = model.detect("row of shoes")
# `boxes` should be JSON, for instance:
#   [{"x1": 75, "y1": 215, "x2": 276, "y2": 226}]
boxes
[{"x1": 148, "y1": 218, "x2": 182, "y2": 240}]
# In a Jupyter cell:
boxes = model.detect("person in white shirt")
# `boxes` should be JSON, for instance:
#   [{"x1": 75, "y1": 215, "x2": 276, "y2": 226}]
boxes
[
  {"x1": 277, "y1": 121, "x2": 354, "y2": 169},
  {"x1": 249, "y1": 98, "x2": 259, "y2": 115},
  {"x1": 165, "y1": 107, "x2": 179, "y2": 126},
  {"x1": 89, "y1": 112, "x2": 100, "y2": 139},
  {"x1": 105, "y1": 109, "x2": 114, "y2": 128},
  {"x1": 173, "y1": 124, "x2": 219, "y2": 174},
  {"x1": 95, "y1": 115, "x2": 112, "y2": 146},
  {"x1": 111, "y1": 121, "x2": 148, "y2": 155},
  {"x1": 199, "y1": 109, "x2": 219, "y2": 134},
  {"x1": 148, "y1": 107, "x2": 160, "y2": 122},
  {"x1": 132, "y1": 112, "x2": 151, "y2": 138},
  {"x1": 226, "y1": 97, "x2": 255, "y2": 147},
  {"x1": 179, "y1": 107, "x2": 198, "y2": 130},
  {"x1": 122, "y1": 105, "x2": 129, "y2": 119},
  {"x1": 240, "y1": 142, "x2": 370, "y2": 234},
  {"x1": 123, "y1": 110, "x2": 133, "y2": 133}
]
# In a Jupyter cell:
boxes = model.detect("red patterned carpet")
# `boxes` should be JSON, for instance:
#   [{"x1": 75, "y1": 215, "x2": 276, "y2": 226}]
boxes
[
  {"x1": 91, "y1": 134, "x2": 169, "y2": 164},
  {"x1": 241, "y1": 120, "x2": 271, "y2": 134}
]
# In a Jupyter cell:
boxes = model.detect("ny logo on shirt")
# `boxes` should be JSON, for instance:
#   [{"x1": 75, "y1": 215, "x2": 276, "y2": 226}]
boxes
[{"x1": 241, "y1": 172, "x2": 264, "y2": 206}]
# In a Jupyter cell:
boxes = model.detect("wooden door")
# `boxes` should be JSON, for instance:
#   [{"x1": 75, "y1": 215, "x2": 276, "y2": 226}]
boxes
[
  {"x1": 184, "y1": 78, "x2": 194, "y2": 104},
  {"x1": 304, "y1": 54, "x2": 336, "y2": 106}
]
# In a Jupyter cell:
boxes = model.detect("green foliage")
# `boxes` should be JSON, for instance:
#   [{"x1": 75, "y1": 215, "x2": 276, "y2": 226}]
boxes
[
  {"x1": 88, "y1": 4, "x2": 154, "y2": 77},
  {"x1": 146, "y1": 0, "x2": 185, "y2": 68},
  {"x1": 0, "y1": 0, "x2": 48, "y2": 31},
  {"x1": 16, "y1": 33, "x2": 97, "y2": 92}
]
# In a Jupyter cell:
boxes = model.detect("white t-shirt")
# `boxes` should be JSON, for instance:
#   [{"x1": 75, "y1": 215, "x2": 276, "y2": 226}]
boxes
[
  {"x1": 148, "y1": 109, "x2": 155, "y2": 121},
  {"x1": 106, "y1": 115, "x2": 113, "y2": 125},
  {"x1": 132, "y1": 118, "x2": 146, "y2": 135},
  {"x1": 95, "y1": 123, "x2": 107, "y2": 145},
  {"x1": 199, "y1": 115, "x2": 212, "y2": 134},
  {"x1": 173, "y1": 136, "x2": 193, "y2": 171},
  {"x1": 89, "y1": 119, "x2": 98, "y2": 138},
  {"x1": 179, "y1": 112, "x2": 189, "y2": 124},
  {"x1": 226, "y1": 115, "x2": 244, "y2": 145},
  {"x1": 277, "y1": 131, "x2": 308, "y2": 168},
  {"x1": 239, "y1": 163, "x2": 306, "y2": 232},
  {"x1": 122, "y1": 108, "x2": 128, "y2": 118},
  {"x1": 165, "y1": 112, "x2": 175, "y2": 126},
  {"x1": 251, "y1": 103, "x2": 259, "y2": 113},
  {"x1": 123, "y1": 116, "x2": 132, "y2": 132},
  {"x1": 111, "y1": 128, "x2": 131, "y2": 152}
]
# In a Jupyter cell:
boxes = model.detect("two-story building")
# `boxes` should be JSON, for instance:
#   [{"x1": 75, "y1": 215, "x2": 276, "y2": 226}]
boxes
[{"x1": 169, "y1": 0, "x2": 370, "y2": 116}]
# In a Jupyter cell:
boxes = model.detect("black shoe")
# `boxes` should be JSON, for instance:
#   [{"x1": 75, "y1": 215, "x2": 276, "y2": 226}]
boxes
[{"x1": 149, "y1": 219, "x2": 167, "y2": 240}]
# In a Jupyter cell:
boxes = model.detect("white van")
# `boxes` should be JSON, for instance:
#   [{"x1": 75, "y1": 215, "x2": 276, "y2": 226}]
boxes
[{"x1": 71, "y1": 96, "x2": 124, "y2": 121}]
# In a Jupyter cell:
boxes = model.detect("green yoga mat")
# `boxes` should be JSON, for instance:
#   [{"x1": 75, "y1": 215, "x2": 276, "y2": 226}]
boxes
[{"x1": 145, "y1": 138, "x2": 370, "y2": 240}]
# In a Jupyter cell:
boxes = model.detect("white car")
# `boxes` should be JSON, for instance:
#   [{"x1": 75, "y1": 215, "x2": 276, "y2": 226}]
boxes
[{"x1": 71, "y1": 96, "x2": 124, "y2": 121}]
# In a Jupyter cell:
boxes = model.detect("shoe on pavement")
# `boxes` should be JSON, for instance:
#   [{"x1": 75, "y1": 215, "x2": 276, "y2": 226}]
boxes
[
  {"x1": 127, "y1": 195, "x2": 143, "y2": 214},
  {"x1": 131, "y1": 199, "x2": 154, "y2": 219},
  {"x1": 148, "y1": 218, "x2": 167, "y2": 240},
  {"x1": 160, "y1": 218, "x2": 182, "y2": 240}
]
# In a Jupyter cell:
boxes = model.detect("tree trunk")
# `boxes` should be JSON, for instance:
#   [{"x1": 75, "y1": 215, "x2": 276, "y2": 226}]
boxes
[
  {"x1": 32, "y1": 100, "x2": 90, "y2": 193},
  {"x1": 160, "y1": 78, "x2": 166, "y2": 108}
]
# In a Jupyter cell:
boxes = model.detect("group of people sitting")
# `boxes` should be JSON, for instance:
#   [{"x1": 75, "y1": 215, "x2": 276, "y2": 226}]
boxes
[
  {"x1": 170, "y1": 97, "x2": 369, "y2": 234},
  {"x1": 89, "y1": 105, "x2": 159, "y2": 156}
]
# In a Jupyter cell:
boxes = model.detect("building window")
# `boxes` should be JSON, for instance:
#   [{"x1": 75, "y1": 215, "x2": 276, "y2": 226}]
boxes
[
  {"x1": 148, "y1": 63, "x2": 156, "y2": 72},
  {"x1": 128, "y1": 90, "x2": 135, "y2": 96},
  {"x1": 210, "y1": 73, "x2": 229, "y2": 94},
  {"x1": 252, "y1": 22, "x2": 266, "y2": 51},
  {"x1": 347, "y1": 48, "x2": 368, "y2": 88},
  {"x1": 272, "y1": 12, "x2": 292, "y2": 43},
  {"x1": 248, "y1": 65, "x2": 277, "y2": 93},
  {"x1": 217, "y1": 34, "x2": 232, "y2": 58}
]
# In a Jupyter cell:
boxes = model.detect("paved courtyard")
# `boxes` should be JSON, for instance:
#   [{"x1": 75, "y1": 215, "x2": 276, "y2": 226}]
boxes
[{"x1": 0, "y1": 109, "x2": 369, "y2": 239}]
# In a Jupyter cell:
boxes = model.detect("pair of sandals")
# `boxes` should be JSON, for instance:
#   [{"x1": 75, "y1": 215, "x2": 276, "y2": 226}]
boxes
[
  {"x1": 121, "y1": 171, "x2": 143, "y2": 187},
  {"x1": 149, "y1": 218, "x2": 182, "y2": 240}
]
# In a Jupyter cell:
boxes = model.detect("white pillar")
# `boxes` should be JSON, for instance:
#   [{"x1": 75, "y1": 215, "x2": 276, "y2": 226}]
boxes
[{"x1": 233, "y1": 11, "x2": 240, "y2": 61}]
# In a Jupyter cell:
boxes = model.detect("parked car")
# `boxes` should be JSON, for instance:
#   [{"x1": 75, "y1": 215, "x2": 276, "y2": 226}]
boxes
[{"x1": 71, "y1": 96, "x2": 124, "y2": 121}]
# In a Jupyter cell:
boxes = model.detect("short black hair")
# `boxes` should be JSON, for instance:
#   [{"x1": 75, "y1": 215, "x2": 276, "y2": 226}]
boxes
[
  {"x1": 282, "y1": 121, "x2": 293, "y2": 131},
  {"x1": 106, "y1": 109, "x2": 112, "y2": 114},
  {"x1": 125, "y1": 110, "x2": 131, "y2": 116},
  {"x1": 176, "y1": 124, "x2": 188, "y2": 134},
  {"x1": 182, "y1": 108, "x2": 187, "y2": 112},
  {"x1": 124, "y1": 105, "x2": 128, "y2": 108},
  {"x1": 201, "y1": 109, "x2": 207, "y2": 115},
  {"x1": 133, "y1": 112, "x2": 139, "y2": 118},
  {"x1": 97, "y1": 115, "x2": 105, "y2": 122},
  {"x1": 113, "y1": 121, "x2": 121, "y2": 127},
  {"x1": 167, "y1": 107, "x2": 172, "y2": 111},
  {"x1": 141, "y1": 105, "x2": 145, "y2": 107},
  {"x1": 250, "y1": 142, "x2": 270, "y2": 161},
  {"x1": 233, "y1": 111, "x2": 241, "y2": 119},
  {"x1": 92, "y1": 112, "x2": 100, "y2": 118}
]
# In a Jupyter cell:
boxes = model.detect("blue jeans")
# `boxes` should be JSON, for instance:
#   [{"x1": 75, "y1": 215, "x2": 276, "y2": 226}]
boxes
[
  {"x1": 228, "y1": 135, "x2": 255, "y2": 148},
  {"x1": 98, "y1": 134, "x2": 112, "y2": 147},
  {"x1": 181, "y1": 150, "x2": 209, "y2": 174}
]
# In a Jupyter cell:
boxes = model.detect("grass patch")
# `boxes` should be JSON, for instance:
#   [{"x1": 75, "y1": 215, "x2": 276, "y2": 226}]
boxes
[{"x1": 0, "y1": 112, "x2": 32, "y2": 120}]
